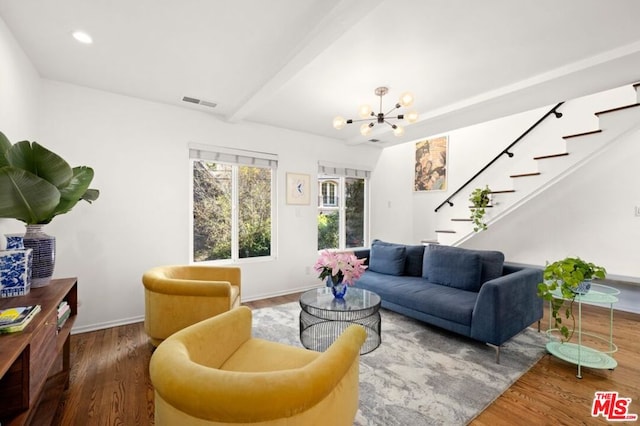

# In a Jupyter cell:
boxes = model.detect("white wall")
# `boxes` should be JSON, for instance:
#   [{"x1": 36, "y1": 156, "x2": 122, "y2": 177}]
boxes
[
  {"x1": 369, "y1": 143, "x2": 415, "y2": 243},
  {"x1": 0, "y1": 16, "x2": 40, "y2": 145}
]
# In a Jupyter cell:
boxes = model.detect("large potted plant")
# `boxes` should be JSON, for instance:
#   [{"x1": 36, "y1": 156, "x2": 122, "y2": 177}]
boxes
[
  {"x1": 537, "y1": 257, "x2": 606, "y2": 342},
  {"x1": 0, "y1": 131, "x2": 99, "y2": 287},
  {"x1": 469, "y1": 185, "x2": 491, "y2": 232}
]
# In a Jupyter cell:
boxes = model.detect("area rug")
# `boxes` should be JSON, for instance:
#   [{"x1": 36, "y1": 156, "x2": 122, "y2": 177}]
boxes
[{"x1": 251, "y1": 302, "x2": 547, "y2": 426}]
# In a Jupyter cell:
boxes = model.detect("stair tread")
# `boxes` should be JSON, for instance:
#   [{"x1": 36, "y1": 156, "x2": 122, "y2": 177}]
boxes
[
  {"x1": 435, "y1": 230, "x2": 456, "y2": 233},
  {"x1": 489, "y1": 189, "x2": 515, "y2": 194},
  {"x1": 563, "y1": 129, "x2": 602, "y2": 139},
  {"x1": 534, "y1": 152, "x2": 569, "y2": 160},
  {"x1": 420, "y1": 239, "x2": 440, "y2": 245},
  {"x1": 510, "y1": 172, "x2": 541, "y2": 178},
  {"x1": 451, "y1": 218, "x2": 472, "y2": 222},
  {"x1": 595, "y1": 103, "x2": 640, "y2": 116}
]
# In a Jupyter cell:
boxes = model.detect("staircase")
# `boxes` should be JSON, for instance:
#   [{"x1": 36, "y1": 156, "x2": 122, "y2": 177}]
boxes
[{"x1": 432, "y1": 83, "x2": 640, "y2": 246}]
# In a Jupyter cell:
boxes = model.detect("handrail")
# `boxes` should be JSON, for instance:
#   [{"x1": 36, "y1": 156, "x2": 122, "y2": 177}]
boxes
[{"x1": 434, "y1": 101, "x2": 564, "y2": 212}]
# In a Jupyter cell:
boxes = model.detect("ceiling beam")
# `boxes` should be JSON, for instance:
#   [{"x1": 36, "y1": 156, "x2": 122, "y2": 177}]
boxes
[{"x1": 225, "y1": 0, "x2": 383, "y2": 123}]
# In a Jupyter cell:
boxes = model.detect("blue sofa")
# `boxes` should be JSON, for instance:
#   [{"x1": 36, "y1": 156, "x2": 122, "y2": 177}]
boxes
[{"x1": 353, "y1": 240, "x2": 543, "y2": 362}]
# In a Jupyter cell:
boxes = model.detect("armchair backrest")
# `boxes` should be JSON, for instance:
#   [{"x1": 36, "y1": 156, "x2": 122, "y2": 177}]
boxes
[
  {"x1": 142, "y1": 265, "x2": 242, "y2": 346},
  {"x1": 150, "y1": 306, "x2": 366, "y2": 425}
]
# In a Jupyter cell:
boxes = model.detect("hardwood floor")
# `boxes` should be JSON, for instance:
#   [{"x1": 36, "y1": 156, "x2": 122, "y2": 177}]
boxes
[{"x1": 53, "y1": 295, "x2": 639, "y2": 425}]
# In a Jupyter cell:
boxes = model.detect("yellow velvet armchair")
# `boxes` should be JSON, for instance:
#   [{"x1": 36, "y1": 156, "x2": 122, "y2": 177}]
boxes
[
  {"x1": 142, "y1": 265, "x2": 241, "y2": 346},
  {"x1": 149, "y1": 306, "x2": 367, "y2": 426}
]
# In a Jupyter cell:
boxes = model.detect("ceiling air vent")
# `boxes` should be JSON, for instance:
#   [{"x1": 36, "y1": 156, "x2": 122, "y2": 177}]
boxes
[{"x1": 182, "y1": 96, "x2": 217, "y2": 109}]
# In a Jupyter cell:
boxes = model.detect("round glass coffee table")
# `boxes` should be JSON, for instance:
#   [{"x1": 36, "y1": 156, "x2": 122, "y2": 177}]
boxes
[{"x1": 299, "y1": 287, "x2": 381, "y2": 355}]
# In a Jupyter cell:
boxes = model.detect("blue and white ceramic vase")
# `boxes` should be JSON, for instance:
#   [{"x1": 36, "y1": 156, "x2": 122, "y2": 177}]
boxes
[
  {"x1": 1, "y1": 234, "x2": 33, "y2": 298},
  {"x1": 5, "y1": 234, "x2": 26, "y2": 250},
  {"x1": 326, "y1": 275, "x2": 348, "y2": 299},
  {"x1": 571, "y1": 279, "x2": 592, "y2": 295},
  {"x1": 22, "y1": 224, "x2": 56, "y2": 288}
]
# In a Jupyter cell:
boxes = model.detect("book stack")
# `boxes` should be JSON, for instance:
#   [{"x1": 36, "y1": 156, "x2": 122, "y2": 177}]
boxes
[
  {"x1": 0, "y1": 305, "x2": 41, "y2": 333},
  {"x1": 57, "y1": 301, "x2": 71, "y2": 330}
]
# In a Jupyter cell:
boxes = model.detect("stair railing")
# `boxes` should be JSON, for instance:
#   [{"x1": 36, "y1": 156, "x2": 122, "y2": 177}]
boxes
[{"x1": 434, "y1": 102, "x2": 564, "y2": 212}]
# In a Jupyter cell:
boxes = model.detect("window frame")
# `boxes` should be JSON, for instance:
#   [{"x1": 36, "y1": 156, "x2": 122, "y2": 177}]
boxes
[
  {"x1": 189, "y1": 145, "x2": 278, "y2": 264},
  {"x1": 317, "y1": 173, "x2": 369, "y2": 251}
]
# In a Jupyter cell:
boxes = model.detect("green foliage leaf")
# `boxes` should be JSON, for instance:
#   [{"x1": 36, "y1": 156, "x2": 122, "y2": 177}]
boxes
[
  {"x1": 0, "y1": 133, "x2": 98, "y2": 224},
  {"x1": 0, "y1": 167, "x2": 60, "y2": 223},
  {"x1": 82, "y1": 188, "x2": 100, "y2": 203},
  {"x1": 469, "y1": 185, "x2": 491, "y2": 232},
  {"x1": 0, "y1": 131, "x2": 11, "y2": 167},
  {"x1": 33, "y1": 142, "x2": 74, "y2": 188}
]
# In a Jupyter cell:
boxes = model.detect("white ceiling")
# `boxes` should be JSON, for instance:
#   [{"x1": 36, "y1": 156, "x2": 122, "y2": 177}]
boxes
[{"x1": 2, "y1": 0, "x2": 640, "y2": 147}]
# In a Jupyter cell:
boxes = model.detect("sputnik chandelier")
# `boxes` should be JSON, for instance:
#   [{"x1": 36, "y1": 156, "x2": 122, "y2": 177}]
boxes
[{"x1": 333, "y1": 87, "x2": 418, "y2": 137}]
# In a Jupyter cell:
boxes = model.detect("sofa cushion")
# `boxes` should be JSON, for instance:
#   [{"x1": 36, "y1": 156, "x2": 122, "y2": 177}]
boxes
[
  {"x1": 474, "y1": 249, "x2": 505, "y2": 283},
  {"x1": 422, "y1": 246, "x2": 482, "y2": 291},
  {"x1": 422, "y1": 245, "x2": 505, "y2": 285},
  {"x1": 371, "y1": 239, "x2": 424, "y2": 276},
  {"x1": 369, "y1": 243, "x2": 406, "y2": 276},
  {"x1": 403, "y1": 245, "x2": 425, "y2": 277}
]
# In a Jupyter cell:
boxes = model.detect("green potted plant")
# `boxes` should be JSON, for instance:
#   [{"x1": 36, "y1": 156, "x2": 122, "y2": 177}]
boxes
[
  {"x1": 537, "y1": 257, "x2": 606, "y2": 342},
  {"x1": 469, "y1": 185, "x2": 491, "y2": 232},
  {"x1": 0, "y1": 131, "x2": 99, "y2": 287}
]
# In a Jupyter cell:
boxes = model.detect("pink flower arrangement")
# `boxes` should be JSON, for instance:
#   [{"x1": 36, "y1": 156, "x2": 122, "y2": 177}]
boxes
[{"x1": 313, "y1": 250, "x2": 367, "y2": 285}]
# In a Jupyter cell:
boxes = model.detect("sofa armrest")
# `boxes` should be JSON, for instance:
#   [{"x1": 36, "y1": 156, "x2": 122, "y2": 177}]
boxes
[{"x1": 470, "y1": 267, "x2": 543, "y2": 346}]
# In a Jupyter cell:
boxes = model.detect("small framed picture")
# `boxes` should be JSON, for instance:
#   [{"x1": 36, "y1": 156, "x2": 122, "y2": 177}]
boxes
[{"x1": 286, "y1": 172, "x2": 310, "y2": 205}]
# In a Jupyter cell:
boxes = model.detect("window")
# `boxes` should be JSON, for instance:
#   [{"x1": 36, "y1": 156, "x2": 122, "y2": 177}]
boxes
[
  {"x1": 317, "y1": 163, "x2": 369, "y2": 251},
  {"x1": 190, "y1": 145, "x2": 277, "y2": 262},
  {"x1": 320, "y1": 181, "x2": 338, "y2": 206}
]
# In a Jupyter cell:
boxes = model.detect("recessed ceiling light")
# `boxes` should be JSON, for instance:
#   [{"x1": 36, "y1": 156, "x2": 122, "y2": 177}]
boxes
[{"x1": 72, "y1": 31, "x2": 93, "y2": 44}]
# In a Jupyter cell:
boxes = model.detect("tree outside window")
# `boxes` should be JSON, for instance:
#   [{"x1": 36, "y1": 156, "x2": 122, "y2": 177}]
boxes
[{"x1": 192, "y1": 160, "x2": 273, "y2": 262}]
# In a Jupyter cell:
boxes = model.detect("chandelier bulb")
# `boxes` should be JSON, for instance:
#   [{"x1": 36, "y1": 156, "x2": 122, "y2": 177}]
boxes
[
  {"x1": 358, "y1": 104, "x2": 372, "y2": 119},
  {"x1": 393, "y1": 125, "x2": 405, "y2": 137},
  {"x1": 398, "y1": 92, "x2": 414, "y2": 107},
  {"x1": 405, "y1": 110, "x2": 419, "y2": 123},
  {"x1": 333, "y1": 116, "x2": 347, "y2": 130},
  {"x1": 360, "y1": 122, "x2": 373, "y2": 136}
]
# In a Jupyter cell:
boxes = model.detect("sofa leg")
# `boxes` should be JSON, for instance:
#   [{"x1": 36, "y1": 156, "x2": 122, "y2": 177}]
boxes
[
  {"x1": 486, "y1": 343, "x2": 500, "y2": 364},
  {"x1": 538, "y1": 320, "x2": 541, "y2": 332}
]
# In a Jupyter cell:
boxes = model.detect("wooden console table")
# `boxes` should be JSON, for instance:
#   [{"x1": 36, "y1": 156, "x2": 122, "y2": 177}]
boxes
[{"x1": 0, "y1": 277, "x2": 77, "y2": 425}]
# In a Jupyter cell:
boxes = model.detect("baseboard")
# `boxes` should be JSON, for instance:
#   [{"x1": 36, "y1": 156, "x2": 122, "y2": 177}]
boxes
[{"x1": 71, "y1": 315, "x2": 144, "y2": 335}]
